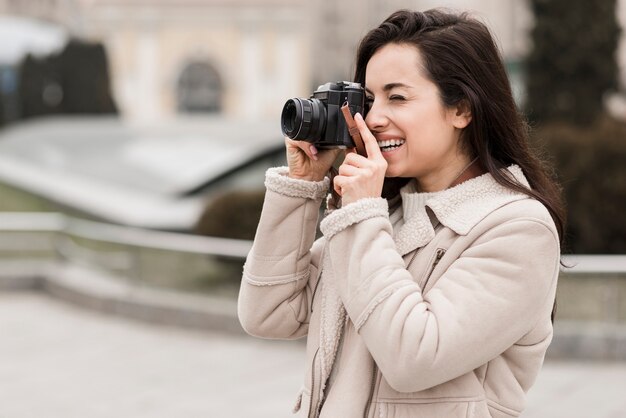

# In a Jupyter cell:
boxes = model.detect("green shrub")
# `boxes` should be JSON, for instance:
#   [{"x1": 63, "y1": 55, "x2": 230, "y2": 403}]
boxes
[
  {"x1": 526, "y1": 0, "x2": 620, "y2": 126},
  {"x1": 194, "y1": 190, "x2": 266, "y2": 240},
  {"x1": 532, "y1": 115, "x2": 626, "y2": 253},
  {"x1": 57, "y1": 40, "x2": 117, "y2": 114},
  {"x1": 18, "y1": 54, "x2": 62, "y2": 118},
  {"x1": 17, "y1": 39, "x2": 117, "y2": 120}
]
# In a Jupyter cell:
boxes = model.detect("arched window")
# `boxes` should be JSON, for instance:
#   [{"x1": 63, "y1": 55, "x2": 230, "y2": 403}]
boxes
[{"x1": 177, "y1": 61, "x2": 222, "y2": 113}]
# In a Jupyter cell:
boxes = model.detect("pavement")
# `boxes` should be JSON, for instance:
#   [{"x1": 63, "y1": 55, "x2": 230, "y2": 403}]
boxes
[
  {"x1": 1, "y1": 263, "x2": 626, "y2": 417},
  {"x1": 0, "y1": 292, "x2": 305, "y2": 418}
]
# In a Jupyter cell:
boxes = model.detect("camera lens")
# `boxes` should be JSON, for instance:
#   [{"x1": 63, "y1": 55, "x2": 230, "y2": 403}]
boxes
[
  {"x1": 281, "y1": 100, "x2": 299, "y2": 137},
  {"x1": 280, "y1": 98, "x2": 326, "y2": 141}
]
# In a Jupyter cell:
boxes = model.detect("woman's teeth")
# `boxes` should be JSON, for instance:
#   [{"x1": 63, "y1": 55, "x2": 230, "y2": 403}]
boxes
[{"x1": 377, "y1": 139, "x2": 406, "y2": 152}]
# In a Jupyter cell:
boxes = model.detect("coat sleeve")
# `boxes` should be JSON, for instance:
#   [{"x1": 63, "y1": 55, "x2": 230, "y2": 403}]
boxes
[
  {"x1": 237, "y1": 167, "x2": 328, "y2": 340},
  {"x1": 320, "y1": 197, "x2": 560, "y2": 392}
]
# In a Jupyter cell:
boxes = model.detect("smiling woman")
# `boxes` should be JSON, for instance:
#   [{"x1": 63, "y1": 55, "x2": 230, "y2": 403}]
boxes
[
  {"x1": 238, "y1": 9, "x2": 566, "y2": 418},
  {"x1": 362, "y1": 43, "x2": 472, "y2": 189}
]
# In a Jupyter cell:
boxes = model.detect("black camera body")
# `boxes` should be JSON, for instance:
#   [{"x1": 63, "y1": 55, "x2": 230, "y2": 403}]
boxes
[{"x1": 280, "y1": 81, "x2": 365, "y2": 148}]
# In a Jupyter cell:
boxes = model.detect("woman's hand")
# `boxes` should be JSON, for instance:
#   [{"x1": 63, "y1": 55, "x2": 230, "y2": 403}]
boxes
[
  {"x1": 286, "y1": 138, "x2": 341, "y2": 182},
  {"x1": 333, "y1": 113, "x2": 387, "y2": 205}
]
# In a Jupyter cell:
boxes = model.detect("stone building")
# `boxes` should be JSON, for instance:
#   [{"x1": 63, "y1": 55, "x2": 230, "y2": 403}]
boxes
[
  {"x1": 1, "y1": 0, "x2": 314, "y2": 123},
  {"x1": 2, "y1": 0, "x2": 626, "y2": 123}
]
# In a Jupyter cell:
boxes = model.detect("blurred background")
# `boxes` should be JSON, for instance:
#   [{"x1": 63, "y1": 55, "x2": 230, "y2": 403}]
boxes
[{"x1": 1, "y1": 0, "x2": 625, "y2": 417}]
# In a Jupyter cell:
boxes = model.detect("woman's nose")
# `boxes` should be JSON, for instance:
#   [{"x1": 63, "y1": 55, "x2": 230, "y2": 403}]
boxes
[{"x1": 364, "y1": 101, "x2": 387, "y2": 131}]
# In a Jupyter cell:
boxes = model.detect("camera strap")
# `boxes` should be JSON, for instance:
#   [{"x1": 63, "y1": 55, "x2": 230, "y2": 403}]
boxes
[{"x1": 340, "y1": 102, "x2": 367, "y2": 157}]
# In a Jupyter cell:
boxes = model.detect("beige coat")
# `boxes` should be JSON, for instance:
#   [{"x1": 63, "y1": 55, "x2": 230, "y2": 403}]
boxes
[{"x1": 238, "y1": 166, "x2": 560, "y2": 418}]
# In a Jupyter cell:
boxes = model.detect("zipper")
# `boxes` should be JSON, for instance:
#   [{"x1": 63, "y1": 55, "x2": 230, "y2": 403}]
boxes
[
  {"x1": 405, "y1": 248, "x2": 419, "y2": 270},
  {"x1": 308, "y1": 347, "x2": 319, "y2": 418},
  {"x1": 310, "y1": 272, "x2": 321, "y2": 313},
  {"x1": 422, "y1": 248, "x2": 446, "y2": 288},
  {"x1": 363, "y1": 363, "x2": 378, "y2": 418}
]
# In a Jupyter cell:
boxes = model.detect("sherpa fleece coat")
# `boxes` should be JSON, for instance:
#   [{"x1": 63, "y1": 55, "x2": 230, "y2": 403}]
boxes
[{"x1": 238, "y1": 165, "x2": 560, "y2": 418}]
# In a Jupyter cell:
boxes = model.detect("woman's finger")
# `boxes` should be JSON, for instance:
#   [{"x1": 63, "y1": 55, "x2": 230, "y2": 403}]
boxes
[
  {"x1": 342, "y1": 151, "x2": 369, "y2": 168},
  {"x1": 338, "y1": 163, "x2": 361, "y2": 177},
  {"x1": 354, "y1": 113, "x2": 384, "y2": 161},
  {"x1": 285, "y1": 138, "x2": 318, "y2": 161},
  {"x1": 333, "y1": 175, "x2": 345, "y2": 196}
]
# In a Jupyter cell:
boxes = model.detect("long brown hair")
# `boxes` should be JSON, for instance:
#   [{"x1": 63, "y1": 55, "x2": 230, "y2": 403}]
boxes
[{"x1": 354, "y1": 9, "x2": 566, "y2": 246}]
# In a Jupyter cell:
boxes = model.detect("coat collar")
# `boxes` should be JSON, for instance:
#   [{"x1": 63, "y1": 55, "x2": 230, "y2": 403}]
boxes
[{"x1": 393, "y1": 165, "x2": 530, "y2": 255}]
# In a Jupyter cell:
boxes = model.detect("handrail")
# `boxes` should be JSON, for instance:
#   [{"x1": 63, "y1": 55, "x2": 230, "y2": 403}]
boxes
[
  {"x1": 561, "y1": 255, "x2": 626, "y2": 274},
  {"x1": 63, "y1": 217, "x2": 252, "y2": 258},
  {"x1": 2, "y1": 213, "x2": 626, "y2": 272},
  {"x1": 0, "y1": 212, "x2": 65, "y2": 231},
  {"x1": 0, "y1": 212, "x2": 252, "y2": 260},
  {"x1": 55, "y1": 235, "x2": 134, "y2": 270}
]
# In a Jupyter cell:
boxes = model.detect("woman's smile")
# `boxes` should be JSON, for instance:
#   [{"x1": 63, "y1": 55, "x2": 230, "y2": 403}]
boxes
[{"x1": 376, "y1": 137, "x2": 406, "y2": 153}]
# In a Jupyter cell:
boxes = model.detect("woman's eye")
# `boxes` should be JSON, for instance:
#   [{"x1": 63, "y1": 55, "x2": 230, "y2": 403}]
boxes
[{"x1": 389, "y1": 95, "x2": 406, "y2": 101}]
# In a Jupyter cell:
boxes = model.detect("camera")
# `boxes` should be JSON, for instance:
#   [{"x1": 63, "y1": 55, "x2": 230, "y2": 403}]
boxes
[{"x1": 280, "y1": 81, "x2": 366, "y2": 148}]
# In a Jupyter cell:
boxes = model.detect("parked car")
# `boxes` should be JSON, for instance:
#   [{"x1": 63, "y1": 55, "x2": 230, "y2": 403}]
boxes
[{"x1": 0, "y1": 115, "x2": 286, "y2": 233}]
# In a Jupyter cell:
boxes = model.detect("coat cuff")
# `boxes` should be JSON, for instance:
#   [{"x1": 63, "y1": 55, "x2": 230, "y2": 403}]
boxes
[
  {"x1": 320, "y1": 198, "x2": 388, "y2": 240},
  {"x1": 264, "y1": 167, "x2": 330, "y2": 200}
]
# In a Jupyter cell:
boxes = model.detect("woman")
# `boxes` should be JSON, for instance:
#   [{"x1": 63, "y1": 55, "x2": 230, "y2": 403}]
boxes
[{"x1": 238, "y1": 9, "x2": 565, "y2": 418}]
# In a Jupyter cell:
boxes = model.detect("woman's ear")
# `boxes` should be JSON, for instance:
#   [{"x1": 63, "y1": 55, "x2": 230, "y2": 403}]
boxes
[{"x1": 452, "y1": 100, "x2": 472, "y2": 129}]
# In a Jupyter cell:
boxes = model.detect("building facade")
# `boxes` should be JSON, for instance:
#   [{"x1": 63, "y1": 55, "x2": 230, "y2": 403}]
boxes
[
  {"x1": 75, "y1": 1, "x2": 313, "y2": 123},
  {"x1": 2, "y1": 0, "x2": 626, "y2": 123},
  {"x1": 1, "y1": 0, "x2": 314, "y2": 123}
]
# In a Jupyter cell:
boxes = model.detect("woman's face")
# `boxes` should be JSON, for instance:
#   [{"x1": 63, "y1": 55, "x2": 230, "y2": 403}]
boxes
[{"x1": 364, "y1": 43, "x2": 471, "y2": 191}]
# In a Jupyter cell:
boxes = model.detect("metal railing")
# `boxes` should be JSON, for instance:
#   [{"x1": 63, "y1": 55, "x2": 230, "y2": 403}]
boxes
[
  {"x1": 0, "y1": 212, "x2": 251, "y2": 257},
  {"x1": 2, "y1": 211, "x2": 626, "y2": 289},
  {"x1": 561, "y1": 254, "x2": 626, "y2": 274},
  {"x1": 0, "y1": 212, "x2": 252, "y2": 289}
]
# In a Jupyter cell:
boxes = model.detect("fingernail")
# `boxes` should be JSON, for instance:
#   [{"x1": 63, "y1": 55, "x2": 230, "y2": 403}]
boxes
[
  {"x1": 310, "y1": 145, "x2": 318, "y2": 155},
  {"x1": 355, "y1": 113, "x2": 363, "y2": 121}
]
